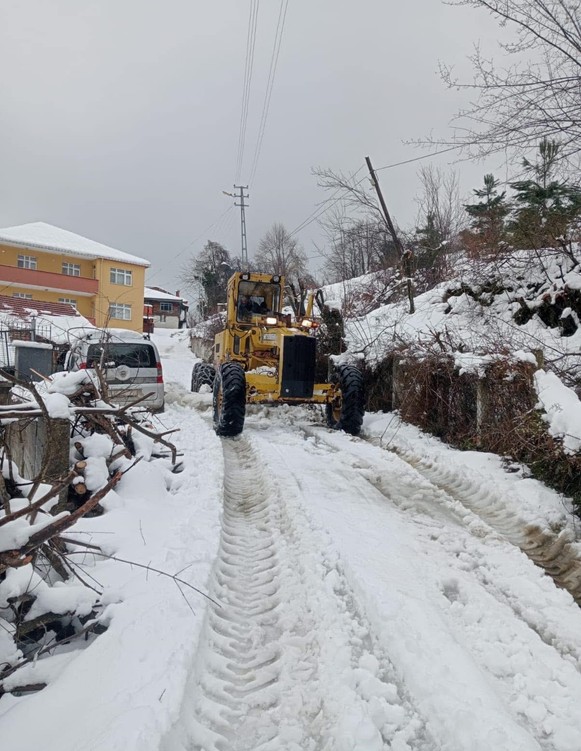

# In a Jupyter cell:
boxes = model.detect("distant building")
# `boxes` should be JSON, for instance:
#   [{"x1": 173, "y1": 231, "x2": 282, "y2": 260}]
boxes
[
  {"x1": 144, "y1": 287, "x2": 188, "y2": 330},
  {"x1": 0, "y1": 222, "x2": 150, "y2": 333}
]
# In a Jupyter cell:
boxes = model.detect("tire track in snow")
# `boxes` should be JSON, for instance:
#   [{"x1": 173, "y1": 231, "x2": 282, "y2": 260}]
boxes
[
  {"x1": 252, "y1": 421, "x2": 581, "y2": 749},
  {"x1": 370, "y1": 438, "x2": 581, "y2": 607},
  {"x1": 294, "y1": 424, "x2": 581, "y2": 672},
  {"x1": 178, "y1": 436, "x2": 284, "y2": 750},
  {"x1": 172, "y1": 433, "x2": 434, "y2": 750},
  {"x1": 256, "y1": 407, "x2": 581, "y2": 608},
  {"x1": 246, "y1": 406, "x2": 581, "y2": 605}
]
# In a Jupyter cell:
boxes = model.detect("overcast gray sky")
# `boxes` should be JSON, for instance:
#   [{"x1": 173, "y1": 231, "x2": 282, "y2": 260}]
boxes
[{"x1": 0, "y1": 1, "x2": 507, "y2": 295}]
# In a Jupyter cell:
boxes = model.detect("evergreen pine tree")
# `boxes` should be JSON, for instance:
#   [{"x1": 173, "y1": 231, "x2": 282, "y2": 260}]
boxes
[
  {"x1": 464, "y1": 174, "x2": 509, "y2": 254},
  {"x1": 509, "y1": 139, "x2": 581, "y2": 250},
  {"x1": 414, "y1": 212, "x2": 445, "y2": 268}
]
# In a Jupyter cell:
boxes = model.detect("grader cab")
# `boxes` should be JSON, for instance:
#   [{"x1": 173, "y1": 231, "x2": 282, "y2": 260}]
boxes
[{"x1": 190, "y1": 271, "x2": 364, "y2": 437}]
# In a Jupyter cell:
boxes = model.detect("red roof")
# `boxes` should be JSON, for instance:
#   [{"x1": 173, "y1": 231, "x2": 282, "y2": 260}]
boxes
[{"x1": 0, "y1": 294, "x2": 81, "y2": 320}]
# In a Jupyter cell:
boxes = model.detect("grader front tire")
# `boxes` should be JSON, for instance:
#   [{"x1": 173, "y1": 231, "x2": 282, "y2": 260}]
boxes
[
  {"x1": 213, "y1": 363, "x2": 246, "y2": 437},
  {"x1": 326, "y1": 364, "x2": 365, "y2": 436}
]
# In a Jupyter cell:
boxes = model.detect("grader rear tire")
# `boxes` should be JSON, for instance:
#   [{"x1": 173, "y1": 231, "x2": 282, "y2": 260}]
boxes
[
  {"x1": 213, "y1": 362, "x2": 246, "y2": 437},
  {"x1": 191, "y1": 362, "x2": 216, "y2": 392},
  {"x1": 326, "y1": 364, "x2": 365, "y2": 436}
]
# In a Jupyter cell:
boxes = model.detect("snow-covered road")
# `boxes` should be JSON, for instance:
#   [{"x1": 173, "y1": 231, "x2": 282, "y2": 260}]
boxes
[
  {"x1": 4, "y1": 329, "x2": 581, "y2": 751},
  {"x1": 156, "y1": 330, "x2": 581, "y2": 751},
  {"x1": 161, "y1": 404, "x2": 581, "y2": 750}
]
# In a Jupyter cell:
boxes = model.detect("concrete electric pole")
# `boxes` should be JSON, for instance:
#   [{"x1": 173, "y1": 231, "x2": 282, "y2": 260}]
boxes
[{"x1": 223, "y1": 185, "x2": 250, "y2": 268}]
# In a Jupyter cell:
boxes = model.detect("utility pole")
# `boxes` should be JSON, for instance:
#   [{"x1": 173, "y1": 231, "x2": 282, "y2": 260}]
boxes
[
  {"x1": 365, "y1": 156, "x2": 415, "y2": 314},
  {"x1": 235, "y1": 186, "x2": 251, "y2": 269},
  {"x1": 223, "y1": 185, "x2": 250, "y2": 268}
]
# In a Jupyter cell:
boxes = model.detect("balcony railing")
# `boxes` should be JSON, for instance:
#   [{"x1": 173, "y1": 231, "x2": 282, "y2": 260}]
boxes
[{"x1": 0, "y1": 265, "x2": 98, "y2": 295}]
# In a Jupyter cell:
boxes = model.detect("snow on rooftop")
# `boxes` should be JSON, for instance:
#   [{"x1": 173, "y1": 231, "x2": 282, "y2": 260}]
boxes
[
  {"x1": 144, "y1": 286, "x2": 186, "y2": 302},
  {"x1": 0, "y1": 222, "x2": 150, "y2": 267},
  {"x1": 0, "y1": 295, "x2": 95, "y2": 346}
]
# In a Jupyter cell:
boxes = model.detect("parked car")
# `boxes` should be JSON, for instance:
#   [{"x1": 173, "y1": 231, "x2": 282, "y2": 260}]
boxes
[{"x1": 65, "y1": 328, "x2": 164, "y2": 411}]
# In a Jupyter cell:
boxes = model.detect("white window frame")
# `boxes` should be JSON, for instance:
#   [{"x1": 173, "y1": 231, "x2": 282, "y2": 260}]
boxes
[
  {"x1": 109, "y1": 303, "x2": 132, "y2": 321},
  {"x1": 159, "y1": 302, "x2": 173, "y2": 312},
  {"x1": 62, "y1": 262, "x2": 81, "y2": 277},
  {"x1": 12, "y1": 292, "x2": 33, "y2": 299},
  {"x1": 17, "y1": 255, "x2": 37, "y2": 270},
  {"x1": 58, "y1": 297, "x2": 78, "y2": 308},
  {"x1": 110, "y1": 267, "x2": 133, "y2": 286}
]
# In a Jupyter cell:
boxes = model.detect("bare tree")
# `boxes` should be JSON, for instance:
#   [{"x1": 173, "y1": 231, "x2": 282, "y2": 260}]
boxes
[
  {"x1": 254, "y1": 222, "x2": 309, "y2": 278},
  {"x1": 412, "y1": 165, "x2": 466, "y2": 284},
  {"x1": 434, "y1": 0, "x2": 581, "y2": 165},
  {"x1": 314, "y1": 163, "x2": 415, "y2": 312},
  {"x1": 320, "y1": 208, "x2": 398, "y2": 283},
  {"x1": 415, "y1": 166, "x2": 465, "y2": 244}
]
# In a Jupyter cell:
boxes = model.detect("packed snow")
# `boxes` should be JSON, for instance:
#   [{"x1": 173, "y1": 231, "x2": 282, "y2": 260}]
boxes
[
  {"x1": 535, "y1": 370, "x2": 581, "y2": 454},
  {"x1": 2, "y1": 328, "x2": 581, "y2": 751}
]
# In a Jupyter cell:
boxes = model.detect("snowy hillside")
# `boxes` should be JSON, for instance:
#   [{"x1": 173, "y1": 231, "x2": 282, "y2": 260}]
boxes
[{"x1": 333, "y1": 250, "x2": 581, "y2": 383}]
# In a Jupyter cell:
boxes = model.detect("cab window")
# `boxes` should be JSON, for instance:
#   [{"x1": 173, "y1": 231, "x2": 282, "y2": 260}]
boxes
[{"x1": 236, "y1": 281, "x2": 280, "y2": 321}]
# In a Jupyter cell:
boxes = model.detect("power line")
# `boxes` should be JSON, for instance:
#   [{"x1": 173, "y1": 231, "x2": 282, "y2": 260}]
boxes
[
  {"x1": 375, "y1": 145, "x2": 461, "y2": 172},
  {"x1": 289, "y1": 147, "x2": 464, "y2": 241},
  {"x1": 289, "y1": 168, "x2": 368, "y2": 238},
  {"x1": 235, "y1": 0, "x2": 260, "y2": 182},
  {"x1": 248, "y1": 0, "x2": 289, "y2": 186},
  {"x1": 145, "y1": 205, "x2": 235, "y2": 287}
]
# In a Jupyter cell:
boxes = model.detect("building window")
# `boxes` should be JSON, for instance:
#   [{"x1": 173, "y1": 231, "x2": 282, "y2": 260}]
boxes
[
  {"x1": 62, "y1": 262, "x2": 81, "y2": 276},
  {"x1": 17, "y1": 255, "x2": 37, "y2": 270},
  {"x1": 159, "y1": 302, "x2": 173, "y2": 312},
  {"x1": 110, "y1": 268, "x2": 132, "y2": 286},
  {"x1": 109, "y1": 303, "x2": 132, "y2": 321},
  {"x1": 12, "y1": 292, "x2": 33, "y2": 299},
  {"x1": 58, "y1": 297, "x2": 78, "y2": 308}
]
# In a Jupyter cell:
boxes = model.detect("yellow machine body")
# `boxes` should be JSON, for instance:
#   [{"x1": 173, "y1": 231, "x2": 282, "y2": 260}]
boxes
[{"x1": 213, "y1": 272, "x2": 333, "y2": 405}]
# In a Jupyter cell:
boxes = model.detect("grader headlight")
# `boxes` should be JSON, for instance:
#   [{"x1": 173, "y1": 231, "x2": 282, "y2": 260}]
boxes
[
  {"x1": 265, "y1": 316, "x2": 278, "y2": 326},
  {"x1": 301, "y1": 318, "x2": 313, "y2": 328}
]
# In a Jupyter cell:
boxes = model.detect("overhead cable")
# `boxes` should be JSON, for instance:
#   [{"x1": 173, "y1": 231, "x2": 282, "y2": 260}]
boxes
[
  {"x1": 290, "y1": 146, "x2": 464, "y2": 239},
  {"x1": 248, "y1": 0, "x2": 289, "y2": 186},
  {"x1": 235, "y1": 0, "x2": 260, "y2": 182},
  {"x1": 145, "y1": 205, "x2": 235, "y2": 287}
]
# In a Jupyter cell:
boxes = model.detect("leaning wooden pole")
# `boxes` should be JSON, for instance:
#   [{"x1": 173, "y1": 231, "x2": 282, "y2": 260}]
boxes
[{"x1": 365, "y1": 156, "x2": 415, "y2": 314}]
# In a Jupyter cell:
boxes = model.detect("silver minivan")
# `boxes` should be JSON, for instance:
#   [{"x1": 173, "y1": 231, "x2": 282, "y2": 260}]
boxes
[{"x1": 65, "y1": 328, "x2": 164, "y2": 411}]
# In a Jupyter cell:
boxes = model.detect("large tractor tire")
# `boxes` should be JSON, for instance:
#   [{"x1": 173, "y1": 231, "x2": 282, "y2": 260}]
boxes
[
  {"x1": 326, "y1": 364, "x2": 365, "y2": 436},
  {"x1": 213, "y1": 362, "x2": 246, "y2": 437},
  {"x1": 191, "y1": 362, "x2": 216, "y2": 392}
]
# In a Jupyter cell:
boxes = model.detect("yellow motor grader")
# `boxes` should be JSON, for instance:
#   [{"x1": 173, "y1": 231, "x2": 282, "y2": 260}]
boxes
[{"x1": 190, "y1": 271, "x2": 364, "y2": 437}]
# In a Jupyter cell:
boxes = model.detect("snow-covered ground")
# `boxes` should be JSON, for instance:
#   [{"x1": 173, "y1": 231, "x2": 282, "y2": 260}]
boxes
[{"x1": 3, "y1": 328, "x2": 581, "y2": 751}]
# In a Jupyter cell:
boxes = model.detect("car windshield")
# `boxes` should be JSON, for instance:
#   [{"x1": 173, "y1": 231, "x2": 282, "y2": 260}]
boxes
[
  {"x1": 86, "y1": 343, "x2": 156, "y2": 368},
  {"x1": 236, "y1": 281, "x2": 281, "y2": 321}
]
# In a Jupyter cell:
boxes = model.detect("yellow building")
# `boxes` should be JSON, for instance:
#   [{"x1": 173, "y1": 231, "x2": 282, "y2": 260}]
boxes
[{"x1": 0, "y1": 222, "x2": 149, "y2": 332}]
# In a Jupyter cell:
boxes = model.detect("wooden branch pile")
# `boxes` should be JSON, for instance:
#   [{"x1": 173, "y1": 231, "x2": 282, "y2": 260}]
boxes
[{"x1": 0, "y1": 373, "x2": 180, "y2": 698}]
